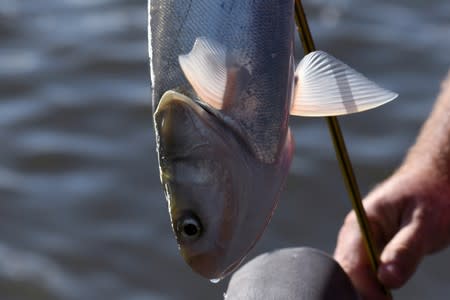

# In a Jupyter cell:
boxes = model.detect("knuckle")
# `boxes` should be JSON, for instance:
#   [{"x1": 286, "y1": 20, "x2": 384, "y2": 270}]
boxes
[{"x1": 343, "y1": 211, "x2": 357, "y2": 226}]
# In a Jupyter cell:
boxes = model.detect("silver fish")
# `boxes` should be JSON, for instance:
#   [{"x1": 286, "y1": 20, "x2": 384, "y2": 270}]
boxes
[
  {"x1": 148, "y1": 0, "x2": 397, "y2": 280},
  {"x1": 149, "y1": 0, "x2": 295, "y2": 279}
]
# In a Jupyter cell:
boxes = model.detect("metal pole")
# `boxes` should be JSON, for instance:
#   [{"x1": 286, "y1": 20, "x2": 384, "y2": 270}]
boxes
[{"x1": 293, "y1": 0, "x2": 391, "y2": 297}]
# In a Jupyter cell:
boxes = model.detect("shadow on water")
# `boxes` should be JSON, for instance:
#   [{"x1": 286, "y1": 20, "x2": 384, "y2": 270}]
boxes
[{"x1": 0, "y1": 0, "x2": 449, "y2": 299}]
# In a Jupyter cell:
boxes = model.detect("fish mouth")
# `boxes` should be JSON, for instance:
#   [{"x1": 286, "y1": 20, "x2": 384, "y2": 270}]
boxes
[
  {"x1": 154, "y1": 91, "x2": 214, "y2": 161},
  {"x1": 155, "y1": 91, "x2": 252, "y2": 154},
  {"x1": 155, "y1": 91, "x2": 206, "y2": 121}
]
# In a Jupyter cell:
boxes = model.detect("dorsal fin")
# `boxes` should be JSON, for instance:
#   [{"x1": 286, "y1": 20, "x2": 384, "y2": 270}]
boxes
[
  {"x1": 290, "y1": 51, "x2": 398, "y2": 116},
  {"x1": 179, "y1": 37, "x2": 250, "y2": 110}
]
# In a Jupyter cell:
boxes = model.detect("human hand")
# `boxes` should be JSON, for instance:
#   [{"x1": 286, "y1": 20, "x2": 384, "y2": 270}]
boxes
[{"x1": 334, "y1": 162, "x2": 450, "y2": 299}]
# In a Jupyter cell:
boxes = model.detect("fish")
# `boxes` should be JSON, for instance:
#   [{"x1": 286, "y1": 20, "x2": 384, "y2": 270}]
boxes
[{"x1": 148, "y1": 0, "x2": 397, "y2": 280}]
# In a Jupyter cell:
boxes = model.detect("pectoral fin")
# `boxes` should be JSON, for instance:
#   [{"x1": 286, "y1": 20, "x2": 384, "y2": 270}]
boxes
[
  {"x1": 179, "y1": 37, "x2": 249, "y2": 110},
  {"x1": 290, "y1": 51, "x2": 398, "y2": 117}
]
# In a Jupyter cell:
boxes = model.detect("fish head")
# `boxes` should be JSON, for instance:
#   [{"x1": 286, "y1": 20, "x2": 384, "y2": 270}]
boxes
[{"x1": 154, "y1": 90, "x2": 293, "y2": 279}]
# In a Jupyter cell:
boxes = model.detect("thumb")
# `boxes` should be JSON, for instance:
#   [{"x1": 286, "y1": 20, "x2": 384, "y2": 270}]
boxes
[{"x1": 377, "y1": 220, "x2": 425, "y2": 289}]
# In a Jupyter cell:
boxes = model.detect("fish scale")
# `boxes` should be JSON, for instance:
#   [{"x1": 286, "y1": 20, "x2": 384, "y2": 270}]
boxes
[{"x1": 150, "y1": 0, "x2": 294, "y2": 163}]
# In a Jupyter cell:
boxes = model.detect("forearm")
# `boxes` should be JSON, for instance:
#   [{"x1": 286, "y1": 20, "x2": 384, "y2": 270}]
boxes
[
  {"x1": 399, "y1": 71, "x2": 450, "y2": 254},
  {"x1": 404, "y1": 71, "x2": 450, "y2": 183}
]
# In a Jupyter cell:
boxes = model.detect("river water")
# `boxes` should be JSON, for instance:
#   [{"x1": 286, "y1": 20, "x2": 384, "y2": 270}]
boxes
[{"x1": 0, "y1": 0, "x2": 449, "y2": 299}]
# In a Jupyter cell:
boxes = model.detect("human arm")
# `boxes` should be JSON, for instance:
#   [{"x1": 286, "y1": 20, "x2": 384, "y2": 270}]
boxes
[{"x1": 334, "y1": 71, "x2": 450, "y2": 299}]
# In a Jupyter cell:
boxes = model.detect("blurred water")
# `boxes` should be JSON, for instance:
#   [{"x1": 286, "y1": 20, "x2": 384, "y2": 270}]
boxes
[{"x1": 0, "y1": 0, "x2": 449, "y2": 299}]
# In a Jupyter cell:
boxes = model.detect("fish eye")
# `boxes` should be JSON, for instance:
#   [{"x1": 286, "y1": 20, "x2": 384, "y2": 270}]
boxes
[{"x1": 176, "y1": 213, "x2": 203, "y2": 242}]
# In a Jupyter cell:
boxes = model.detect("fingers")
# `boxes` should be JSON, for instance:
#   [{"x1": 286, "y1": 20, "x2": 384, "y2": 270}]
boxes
[
  {"x1": 334, "y1": 213, "x2": 391, "y2": 300},
  {"x1": 335, "y1": 208, "x2": 424, "y2": 297},
  {"x1": 334, "y1": 180, "x2": 419, "y2": 299},
  {"x1": 378, "y1": 211, "x2": 426, "y2": 288}
]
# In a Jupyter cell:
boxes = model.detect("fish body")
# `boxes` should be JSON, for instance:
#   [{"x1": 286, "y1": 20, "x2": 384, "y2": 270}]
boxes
[
  {"x1": 150, "y1": 1, "x2": 295, "y2": 162},
  {"x1": 148, "y1": 0, "x2": 397, "y2": 280},
  {"x1": 149, "y1": 0, "x2": 295, "y2": 279}
]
